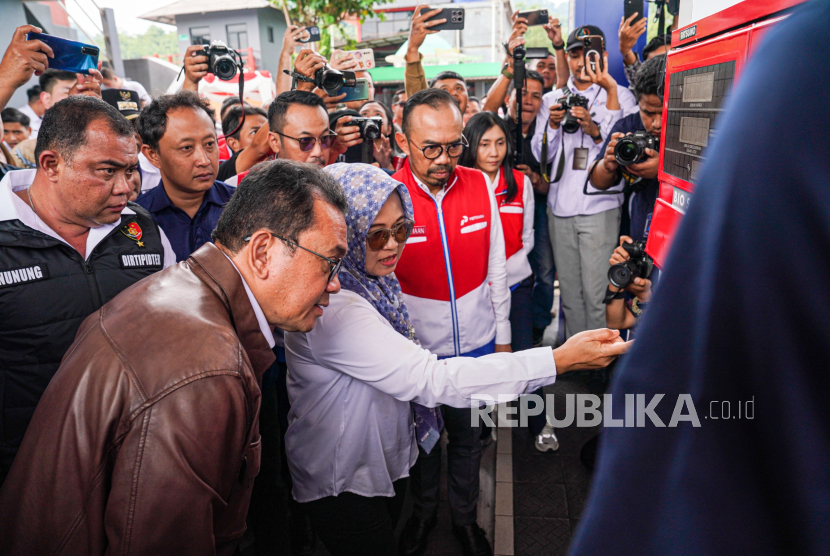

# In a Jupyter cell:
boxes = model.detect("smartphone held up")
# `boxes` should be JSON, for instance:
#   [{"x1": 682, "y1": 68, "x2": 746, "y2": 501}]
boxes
[{"x1": 26, "y1": 32, "x2": 99, "y2": 74}]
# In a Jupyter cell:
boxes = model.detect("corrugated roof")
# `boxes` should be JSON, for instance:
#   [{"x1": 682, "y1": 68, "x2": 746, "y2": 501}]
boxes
[{"x1": 139, "y1": 0, "x2": 277, "y2": 25}]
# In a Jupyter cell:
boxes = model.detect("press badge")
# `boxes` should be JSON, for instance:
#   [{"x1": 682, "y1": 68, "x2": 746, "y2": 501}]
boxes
[{"x1": 573, "y1": 148, "x2": 589, "y2": 170}]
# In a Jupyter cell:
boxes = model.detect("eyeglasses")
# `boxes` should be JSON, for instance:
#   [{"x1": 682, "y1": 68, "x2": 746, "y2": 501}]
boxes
[
  {"x1": 275, "y1": 131, "x2": 337, "y2": 152},
  {"x1": 366, "y1": 220, "x2": 414, "y2": 251},
  {"x1": 244, "y1": 232, "x2": 343, "y2": 283},
  {"x1": 410, "y1": 137, "x2": 468, "y2": 160}
]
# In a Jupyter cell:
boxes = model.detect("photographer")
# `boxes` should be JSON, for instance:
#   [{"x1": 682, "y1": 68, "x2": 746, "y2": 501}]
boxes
[
  {"x1": 589, "y1": 55, "x2": 663, "y2": 242},
  {"x1": 605, "y1": 235, "x2": 652, "y2": 331},
  {"x1": 531, "y1": 25, "x2": 637, "y2": 339}
]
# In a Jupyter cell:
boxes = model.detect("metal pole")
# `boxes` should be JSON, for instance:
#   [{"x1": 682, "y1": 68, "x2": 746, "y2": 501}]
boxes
[{"x1": 99, "y1": 7, "x2": 125, "y2": 76}]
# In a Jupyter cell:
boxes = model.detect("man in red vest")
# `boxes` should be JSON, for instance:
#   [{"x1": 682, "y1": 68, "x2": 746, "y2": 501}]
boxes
[{"x1": 393, "y1": 88, "x2": 510, "y2": 556}]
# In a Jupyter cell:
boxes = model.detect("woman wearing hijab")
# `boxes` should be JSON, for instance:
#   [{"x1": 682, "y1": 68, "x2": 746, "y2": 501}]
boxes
[{"x1": 283, "y1": 164, "x2": 628, "y2": 556}]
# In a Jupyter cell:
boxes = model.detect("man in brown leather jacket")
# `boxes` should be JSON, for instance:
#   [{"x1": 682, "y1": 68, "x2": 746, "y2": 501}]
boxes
[{"x1": 0, "y1": 160, "x2": 348, "y2": 555}]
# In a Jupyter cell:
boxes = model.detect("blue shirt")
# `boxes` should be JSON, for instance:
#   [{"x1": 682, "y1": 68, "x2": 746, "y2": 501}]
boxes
[
  {"x1": 570, "y1": 2, "x2": 830, "y2": 554},
  {"x1": 135, "y1": 180, "x2": 235, "y2": 262}
]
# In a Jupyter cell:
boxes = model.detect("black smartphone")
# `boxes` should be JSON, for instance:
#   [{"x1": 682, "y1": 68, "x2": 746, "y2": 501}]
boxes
[
  {"x1": 339, "y1": 78, "x2": 370, "y2": 102},
  {"x1": 27, "y1": 32, "x2": 99, "y2": 74},
  {"x1": 423, "y1": 8, "x2": 465, "y2": 31},
  {"x1": 298, "y1": 26, "x2": 321, "y2": 43},
  {"x1": 517, "y1": 9, "x2": 548, "y2": 26},
  {"x1": 525, "y1": 47, "x2": 551, "y2": 59},
  {"x1": 583, "y1": 35, "x2": 605, "y2": 73},
  {"x1": 624, "y1": 0, "x2": 645, "y2": 23}
]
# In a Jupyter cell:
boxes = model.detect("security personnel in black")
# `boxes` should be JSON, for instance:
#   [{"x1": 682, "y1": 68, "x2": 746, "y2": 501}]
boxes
[{"x1": 0, "y1": 96, "x2": 174, "y2": 487}]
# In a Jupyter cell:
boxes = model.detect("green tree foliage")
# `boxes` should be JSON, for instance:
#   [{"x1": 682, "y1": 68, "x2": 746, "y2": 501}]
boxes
[
  {"x1": 100, "y1": 26, "x2": 179, "y2": 60},
  {"x1": 514, "y1": 0, "x2": 568, "y2": 54},
  {"x1": 269, "y1": 0, "x2": 390, "y2": 57}
]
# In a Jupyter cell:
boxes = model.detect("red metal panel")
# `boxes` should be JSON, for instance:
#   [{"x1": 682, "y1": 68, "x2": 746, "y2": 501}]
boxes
[
  {"x1": 646, "y1": 199, "x2": 683, "y2": 269},
  {"x1": 672, "y1": 0, "x2": 807, "y2": 47}
]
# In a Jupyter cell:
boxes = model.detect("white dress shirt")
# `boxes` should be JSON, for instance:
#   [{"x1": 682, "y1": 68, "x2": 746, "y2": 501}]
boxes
[
  {"x1": 483, "y1": 172, "x2": 535, "y2": 287},
  {"x1": 284, "y1": 290, "x2": 556, "y2": 503},
  {"x1": 0, "y1": 169, "x2": 176, "y2": 267},
  {"x1": 223, "y1": 253, "x2": 275, "y2": 348},
  {"x1": 16, "y1": 104, "x2": 41, "y2": 138},
  {"x1": 531, "y1": 78, "x2": 638, "y2": 218},
  {"x1": 139, "y1": 153, "x2": 162, "y2": 193},
  {"x1": 411, "y1": 171, "x2": 512, "y2": 345}
]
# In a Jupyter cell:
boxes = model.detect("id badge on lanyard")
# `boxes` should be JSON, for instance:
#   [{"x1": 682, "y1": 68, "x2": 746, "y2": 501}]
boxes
[{"x1": 573, "y1": 148, "x2": 589, "y2": 170}]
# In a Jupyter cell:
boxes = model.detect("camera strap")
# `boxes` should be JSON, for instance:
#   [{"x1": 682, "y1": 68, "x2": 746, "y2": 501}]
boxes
[
  {"x1": 542, "y1": 129, "x2": 567, "y2": 184},
  {"x1": 583, "y1": 161, "x2": 627, "y2": 196}
]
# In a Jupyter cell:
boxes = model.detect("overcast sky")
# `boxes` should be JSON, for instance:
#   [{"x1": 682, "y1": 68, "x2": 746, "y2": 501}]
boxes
[{"x1": 65, "y1": 0, "x2": 176, "y2": 36}]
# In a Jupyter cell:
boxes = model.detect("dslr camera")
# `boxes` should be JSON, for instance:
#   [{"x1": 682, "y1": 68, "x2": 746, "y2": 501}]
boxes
[
  {"x1": 196, "y1": 41, "x2": 242, "y2": 81},
  {"x1": 315, "y1": 66, "x2": 357, "y2": 96},
  {"x1": 608, "y1": 241, "x2": 654, "y2": 289},
  {"x1": 558, "y1": 91, "x2": 590, "y2": 134},
  {"x1": 614, "y1": 130, "x2": 660, "y2": 166},
  {"x1": 346, "y1": 116, "x2": 383, "y2": 141}
]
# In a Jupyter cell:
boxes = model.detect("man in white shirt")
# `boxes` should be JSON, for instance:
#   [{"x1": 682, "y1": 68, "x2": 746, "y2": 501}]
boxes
[
  {"x1": 101, "y1": 67, "x2": 153, "y2": 107},
  {"x1": 16, "y1": 85, "x2": 44, "y2": 138},
  {"x1": 532, "y1": 25, "x2": 638, "y2": 338}
]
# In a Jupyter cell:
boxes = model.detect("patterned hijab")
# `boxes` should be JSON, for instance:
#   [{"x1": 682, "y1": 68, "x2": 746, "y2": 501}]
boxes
[{"x1": 324, "y1": 163, "x2": 443, "y2": 453}]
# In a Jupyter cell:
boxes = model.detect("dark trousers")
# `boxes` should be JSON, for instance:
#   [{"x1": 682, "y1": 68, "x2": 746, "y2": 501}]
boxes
[
  {"x1": 302, "y1": 478, "x2": 408, "y2": 556},
  {"x1": 248, "y1": 359, "x2": 291, "y2": 555},
  {"x1": 529, "y1": 193, "x2": 556, "y2": 330},
  {"x1": 510, "y1": 277, "x2": 547, "y2": 435},
  {"x1": 410, "y1": 405, "x2": 482, "y2": 526}
]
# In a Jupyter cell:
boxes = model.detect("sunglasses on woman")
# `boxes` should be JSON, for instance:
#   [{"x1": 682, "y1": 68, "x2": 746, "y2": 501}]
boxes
[
  {"x1": 276, "y1": 132, "x2": 338, "y2": 152},
  {"x1": 366, "y1": 220, "x2": 414, "y2": 251}
]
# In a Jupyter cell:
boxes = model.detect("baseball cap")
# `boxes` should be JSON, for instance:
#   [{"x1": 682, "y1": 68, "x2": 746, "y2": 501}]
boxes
[
  {"x1": 566, "y1": 25, "x2": 606, "y2": 52},
  {"x1": 101, "y1": 89, "x2": 141, "y2": 120}
]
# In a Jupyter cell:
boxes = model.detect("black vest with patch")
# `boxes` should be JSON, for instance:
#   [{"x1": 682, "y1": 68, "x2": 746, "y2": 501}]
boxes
[{"x1": 0, "y1": 202, "x2": 165, "y2": 466}]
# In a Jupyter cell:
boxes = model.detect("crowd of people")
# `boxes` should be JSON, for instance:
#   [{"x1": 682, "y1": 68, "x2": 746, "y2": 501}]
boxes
[{"x1": 0, "y1": 7, "x2": 672, "y2": 556}]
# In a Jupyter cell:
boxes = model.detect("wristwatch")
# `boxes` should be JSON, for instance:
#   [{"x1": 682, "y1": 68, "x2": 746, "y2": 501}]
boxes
[
  {"x1": 501, "y1": 62, "x2": 514, "y2": 80},
  {"x1": 552, "y1": 42, "x2": 565, "y2": 51}
]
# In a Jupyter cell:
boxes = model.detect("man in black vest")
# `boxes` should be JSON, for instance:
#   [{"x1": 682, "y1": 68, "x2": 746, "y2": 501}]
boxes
[{"x1": 0, "y1": 95, "x2": 175, "y2": 486}]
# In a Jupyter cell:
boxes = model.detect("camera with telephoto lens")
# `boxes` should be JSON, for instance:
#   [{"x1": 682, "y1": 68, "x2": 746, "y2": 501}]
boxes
[
  {"x1": 558, "y1": 91, "x2": 590, "y2": 134},
  {"x1": 614, "y1": 130, "x2": 660, "y2": 166},
  {"x1": 196, "y1": 41, "x2": 241, "y2": 81},
  {"x1": 314, "y1": 66, "x2": 357, "y2": 96},
  {"x1": 608, "y1": 240, "x2": 654, "y2": 289},
  {"x1": 345, "y1": 116, "x2": 383, "y2": 141}
]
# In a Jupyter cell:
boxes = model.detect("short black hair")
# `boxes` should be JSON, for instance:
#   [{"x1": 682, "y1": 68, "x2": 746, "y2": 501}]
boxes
[
  {"x1": 2, "y1": 108, "x2": 30, "y2": 128},
  {"x1": 525, "y1": 69, "x2": 545, "y2": 89},
  {"x1": 136, "y1": 90, "x2": 216, "y2": 150},
  {"x1": 267, "y1": 90, "x2": 326, "y2": 134},
  {"x1": 35, "y1": 95, "x2": 133, "y2": 162},
  {"x1": 221, "y1": 95, "x2": 243, "y2": 118},
  {"x1": 212, "y1": 159, "x2": 348, "y2": 253},
  {"x1": 39, "y1": 69, "x2": 77, "y2": 93},
  {"x1": 430, "y1": 71, "x2": 466, "y2": 87},
  {"x1": 632, "y1": 55, "x2": 665, "y2": 101},
  {"x1": 26, "y1": 85, "x2": 41, "y2": 102},
  {"x1": 393, "y1": 89, "x2": 406, "y2": 104},
  {"x1": 401, "y1": 88, "x2": 462, "y2": 136},
  {"x1": 222, "y1": 105, "x2": 268, "y2": 139},
  {"x1": 468, "y1": 96, "x2": 481, "y2": 105},
  {"x1": 100, "y1": 67, "x2": 115, "y2": 80},
  {"x1": 643, "y1": 34, "x2": 670, "y2": 60}
]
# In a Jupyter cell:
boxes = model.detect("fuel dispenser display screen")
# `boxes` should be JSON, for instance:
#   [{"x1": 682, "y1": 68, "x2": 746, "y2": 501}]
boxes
[{"x1": 663, "y1": 61, "x2": 736, "y2": 184}]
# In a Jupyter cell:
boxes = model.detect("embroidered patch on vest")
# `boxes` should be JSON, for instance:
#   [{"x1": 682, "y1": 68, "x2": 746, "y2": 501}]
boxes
[
  {"x1": 119, "y1": 253, "x2": 162, "y2": 268},
  {"x1": 0, "y1": 264, "x2": 48, "y2": 288}
]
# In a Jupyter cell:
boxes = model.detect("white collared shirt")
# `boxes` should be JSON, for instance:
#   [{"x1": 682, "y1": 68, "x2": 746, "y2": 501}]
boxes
[
  {"x1": 139, "y1": 153, "x2": 162, "y2": 193},
  {"x1": 284, "y1": 289, "x2": 556, "y2": 503},
  {"x1": 0, "y1": 169, "x2": 176, "y2": 267},
  {"x1": 531, "y1": 78, "x2": 638, "y2": 218},
  {"x1": 222, "y1": 253, "x2": 276, "y2": 349}
]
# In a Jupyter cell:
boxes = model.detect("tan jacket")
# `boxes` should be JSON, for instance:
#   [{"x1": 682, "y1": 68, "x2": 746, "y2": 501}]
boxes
[
  {"x1": 404, "y1": 53, "x2": 429, "y2": 98},
  {"x1": 0, "y1": 243, "x2": 275, "y2": 555}
]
